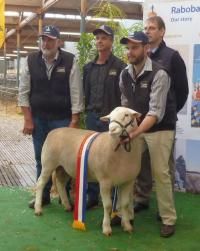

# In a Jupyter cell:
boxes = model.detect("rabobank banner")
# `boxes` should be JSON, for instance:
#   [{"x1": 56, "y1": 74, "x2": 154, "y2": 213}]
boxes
[{"x1": 143, "y1": 0, "x2": 200, "y2": 193}]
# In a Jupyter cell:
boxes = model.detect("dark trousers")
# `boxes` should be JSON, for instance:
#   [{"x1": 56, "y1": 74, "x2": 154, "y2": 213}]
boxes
[
  {"x1": 32, "y1": 117, "x2": 70, "y2": 199},
  {"x1": 85, "y1": 111, "x2": 109, "y2": 202}
]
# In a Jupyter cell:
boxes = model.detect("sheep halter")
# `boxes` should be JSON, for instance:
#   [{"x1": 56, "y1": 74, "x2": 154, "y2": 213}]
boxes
[
  {"x1": 111, "y1": 119, "x2": 134, "y2": 152},
  {"x1": 73, "y1": 132, "x2": 100, "y2": 231}
]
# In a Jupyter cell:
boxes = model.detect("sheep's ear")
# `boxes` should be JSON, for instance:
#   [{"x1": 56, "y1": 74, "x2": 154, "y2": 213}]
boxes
[
  {"x1": 100, "y1": 114, "x2": 110, "y2": 122},
  {"x1": 134, "y1": 112, "x2": 142, "y2": 119},
  {"x1": 129, "y1": 109, "x2": 141, "y2": 119}
]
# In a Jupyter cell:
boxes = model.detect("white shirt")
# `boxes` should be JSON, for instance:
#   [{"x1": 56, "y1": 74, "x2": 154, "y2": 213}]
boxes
[{"x1": 18, "y1": 50, "x2": 84, "y2": 114}]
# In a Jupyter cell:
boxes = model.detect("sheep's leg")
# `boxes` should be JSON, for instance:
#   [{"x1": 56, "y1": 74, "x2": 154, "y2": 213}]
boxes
[
  {"x1": 119, "y1": 182, "x2": 134, "y2": 233},
  {"x1": 56, "y1": 166, "x2": 72, "y2": 212},
  {"x1": 35, "y1": 169, "x2": 53, "y2": 216},
  {"x1": 99, "y1": 181, "x2": 112, "y2": 236}
]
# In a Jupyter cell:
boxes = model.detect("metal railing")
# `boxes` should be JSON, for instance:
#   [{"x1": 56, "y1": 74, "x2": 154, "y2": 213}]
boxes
[{"x1": 0, "y1": 78, "x2": 18, "y2": 100}]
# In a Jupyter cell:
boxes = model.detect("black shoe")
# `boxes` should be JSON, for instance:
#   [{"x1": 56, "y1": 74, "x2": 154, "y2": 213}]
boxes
[
  {"x1": 28, "y1": 197, "x2": 51, "y2": 209},
  {"x1": 111, "y1": 215, "x2": 134, "y2": 226},
  {"x1": 86, "y1": 199, "x2": 98, "y2": 210},
  {"x1": 134, "y1": 202, "x2": 149, "y2": 213},
  {"x1": 160, "y1": 224, "x2": 175, "y2": 237},
  {"x1": 111, "y1": 215, "x2": 121, "y2": 226},
  {"x1": 156, "y1": 211, "x2": 162, "y2": 221}
]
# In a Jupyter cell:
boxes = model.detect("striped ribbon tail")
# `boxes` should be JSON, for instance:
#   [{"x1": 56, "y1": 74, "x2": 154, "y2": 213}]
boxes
[{"x1": 72, "y1": 132, "x2": 100, "y2": 231}]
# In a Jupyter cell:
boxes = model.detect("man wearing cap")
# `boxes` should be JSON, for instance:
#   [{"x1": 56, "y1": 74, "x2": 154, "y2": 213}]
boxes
[
  {"x1": 83, "y1": 25, "x2": 126, "y2": 209},
  {"x1": 134, "y1": 15, "x2": 189, "y2": 215},
  {"x1": 18, "y1": 25, "x2": 83, "y2": 209},
  {"x1": 117, "y1": 31, "x2": 177, "y2": 237}
]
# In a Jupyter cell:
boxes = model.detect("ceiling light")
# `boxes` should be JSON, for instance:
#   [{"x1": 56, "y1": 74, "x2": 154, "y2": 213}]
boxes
[
  {"x1": 60, "y1": 32, "x2": 81, "y2": 36},
  {"x1": 13, "y1": 50, "x2": 28, "y2": 54},
  {"x1": 24, "y1": 46, "x2": 39, "y2": 50},
  {"x1": 0, "y1": 56, "x2": 11, "y2": 59},
  {"x1": 5, "y1": 11, "x2": 19, "y2": 17},
  {"x1": 6, "y1": 54, "x2": 17, "y2": 57},
  {"x1": 116, "y1": 0, "x2": 144, "y2": 2}
]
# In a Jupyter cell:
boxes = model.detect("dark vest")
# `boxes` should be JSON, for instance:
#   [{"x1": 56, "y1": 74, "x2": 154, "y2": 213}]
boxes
[
  {"x1": 121, "y1": 61, "x2": 176, "y2": 132},
  {"x1": 28, "y1": 50, "x2": 74, "y2": 120},
  {"x1": 150, "y1": 41, "x2": 188, "y2": 112},
  {"x1": 83, "y1": 54, "x2": 126, "y2": 116}
]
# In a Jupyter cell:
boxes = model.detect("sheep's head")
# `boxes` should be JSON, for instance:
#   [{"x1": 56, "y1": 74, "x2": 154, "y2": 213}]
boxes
[{"x1": 100, "y1": 107, "x2": 141, "y2": 137}]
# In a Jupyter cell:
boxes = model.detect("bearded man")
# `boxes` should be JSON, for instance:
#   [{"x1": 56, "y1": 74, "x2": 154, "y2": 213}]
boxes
[{"x1": 18, "y1": 25, "x2": 83, "y2": 209}]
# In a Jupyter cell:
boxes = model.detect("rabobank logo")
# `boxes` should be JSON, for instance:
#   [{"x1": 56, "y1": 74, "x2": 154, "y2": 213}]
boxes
[{"x1": 172, "y1": 5, "x2": 200, "y2": 14}]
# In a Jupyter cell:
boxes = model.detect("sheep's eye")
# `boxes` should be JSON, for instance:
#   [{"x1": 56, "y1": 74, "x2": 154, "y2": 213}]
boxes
[{"x1": 123, "y1": 114, "x2": 129, "y2": 120}]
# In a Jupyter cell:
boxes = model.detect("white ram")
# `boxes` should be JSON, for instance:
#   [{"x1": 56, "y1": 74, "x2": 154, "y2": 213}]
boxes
[{"x1": 34, "y1": 107, "x2": 142, "y2": 236}]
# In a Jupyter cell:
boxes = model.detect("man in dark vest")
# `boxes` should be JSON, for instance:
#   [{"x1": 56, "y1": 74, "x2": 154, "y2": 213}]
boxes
[
  {"x1": 18, "y1": 25, "x2": 83, "y2": 209},
  {"x1": 114, "y1": 31, "x2": 177, "y2": 237},
  {"x1": 83, "y1": 25, "x2": 126, "y2": 209},
  {"x1": 133, "y1": 16, "x2": 188, "y2": 214}
]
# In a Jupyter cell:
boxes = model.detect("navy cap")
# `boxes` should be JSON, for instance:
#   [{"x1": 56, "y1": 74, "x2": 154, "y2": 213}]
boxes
[
  {"x1": 39, "y1": 25, "x2": 60, "y2": 39},
  {"x1": 120, "y1": 31, "x2": 149, "y2": 45},
  {"x1": 93, "y1": 25, "x2": 114, "y2": 38}
]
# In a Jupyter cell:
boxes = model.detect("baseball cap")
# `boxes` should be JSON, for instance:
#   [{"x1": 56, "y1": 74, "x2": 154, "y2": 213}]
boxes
[
  {"x1": 93, "y1": 25, "x2": 114, "y2": 38},
  {"x1": 120, "y1": 31, "x2": 149, "y2": 45},
  {"x1": 39, "y1": 25, "x2": 60, "y2": 39}
]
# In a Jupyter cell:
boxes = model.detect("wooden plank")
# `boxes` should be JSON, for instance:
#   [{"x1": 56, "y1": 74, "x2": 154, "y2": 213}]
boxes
[
  {"x1": 0, "y1": 165, "x2": 13, "y2": 186},
  {"x1": 3, "y1": 165, "x2": 21, "y2": 186},
  {"x1": 0, "y1": 103, "x2": 37, "y2": 187}
]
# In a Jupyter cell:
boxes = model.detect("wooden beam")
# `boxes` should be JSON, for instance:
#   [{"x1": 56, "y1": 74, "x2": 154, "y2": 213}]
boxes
[{"x1": 6, "y1": 0, "x2": 61, "y2": 39}]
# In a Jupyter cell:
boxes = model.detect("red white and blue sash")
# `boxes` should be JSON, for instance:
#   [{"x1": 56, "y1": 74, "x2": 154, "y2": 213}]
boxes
[{"x1": 72, "y1": 132, "x2": 100, "y2": 231}]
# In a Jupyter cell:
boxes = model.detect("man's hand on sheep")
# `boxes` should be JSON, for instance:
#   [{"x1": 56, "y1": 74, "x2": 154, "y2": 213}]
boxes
[{"x1": 121, "y1": 115, "x2": 158, "y2": 143}]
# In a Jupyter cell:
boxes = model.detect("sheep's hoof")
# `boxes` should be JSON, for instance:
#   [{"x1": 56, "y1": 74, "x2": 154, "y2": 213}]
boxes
[
  {"x1": 103, "y1": 227, "x2": 112, "y2": 236},
  {"x1": 35, "y1": 210, "x2": 43, "y2": 216},
  {"x1": 123, "y1": 224, "x2": 133, "y2": 233},
  {"x1": 65, "y1": 204, "x2": 74, "y2": 212},
  {"x1": 65, "y1": 207, "x2": 73, "y2": 212},
  {"x1": 103, "y1": 231, "x2": 112, "y2": 236}
]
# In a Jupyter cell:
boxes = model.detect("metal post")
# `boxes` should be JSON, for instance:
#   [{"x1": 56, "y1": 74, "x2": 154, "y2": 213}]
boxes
[
  {"x1": 16, "y1": 29, "x2": 20, "y2": 87},
  {"x1": 80, "y1": 0, "x2": 88, "y2": 33},
  {"x1": 38, "y1": 14, "x2": 44, "y2": 49},
  {"x1": 3, "y1": 39, "x2": 7, "y2": 87}
]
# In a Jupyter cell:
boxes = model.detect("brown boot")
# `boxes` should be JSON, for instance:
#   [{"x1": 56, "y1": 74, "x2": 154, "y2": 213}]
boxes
[{"x1": 160, "y1": 224, "x2": 175, "y2": 237}]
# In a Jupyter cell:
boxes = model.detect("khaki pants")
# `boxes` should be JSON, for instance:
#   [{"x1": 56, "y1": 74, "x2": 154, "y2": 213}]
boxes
[
  {"x1": 136, "y1": 131, "x2": 177, "y2": 225},
  {"x1": 135, "y1": 137, "x2": 175, "y2": 206},
  {"x1": 116, "y1": 131, "x2": 177, "y2": 225}
]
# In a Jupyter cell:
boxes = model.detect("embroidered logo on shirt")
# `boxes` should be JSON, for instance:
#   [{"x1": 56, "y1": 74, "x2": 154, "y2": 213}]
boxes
[
  {"x1": 140, "y1": 81, "x2": 148, "y2": 88},
  {"x1": 109, "y1": 69, "x2": 117, "y2": 76},
  {"x1": 56, "y1": 67, "x2": 65, "y2": 73}
]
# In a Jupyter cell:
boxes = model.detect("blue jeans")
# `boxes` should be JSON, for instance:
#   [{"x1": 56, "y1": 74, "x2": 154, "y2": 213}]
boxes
[
  {"x1": 32, "y1": 117, "x2": 70, "y2": 199},
  {"x1": 85, "y1": 112, "x2": 109, "y2": 202}
]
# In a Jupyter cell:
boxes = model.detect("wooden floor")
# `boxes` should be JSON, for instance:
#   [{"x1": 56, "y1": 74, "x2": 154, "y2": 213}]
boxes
[{"x1": 0, "y1": 101, "x2": 36, "y2": 187}]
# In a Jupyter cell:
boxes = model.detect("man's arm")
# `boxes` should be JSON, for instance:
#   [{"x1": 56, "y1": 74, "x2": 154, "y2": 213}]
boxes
[
  {"x1": 119, "y1": 71, "x2": 129, "y2": 107},
  {"x1": 130, "y1": 69, "x2": 171, "y2": 140},
  {"x1": 20, "y1": 107, "x2": 34, "y2": 135},
  {"x1": 129, "y1": 115, "x2": 157, "y2": 139},
  {"x1": 18, "y1": 57, "x2": 34, "y2": 135},
  {"x1": 69, "y1": 57, "x2": 84, "y2": 128}
]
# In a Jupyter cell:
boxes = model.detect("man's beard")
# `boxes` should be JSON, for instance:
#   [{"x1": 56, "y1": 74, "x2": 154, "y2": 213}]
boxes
[
  {"x1": 130, "y1": 54, "x2": 145, "y2": 66},
  {"x1": 41, "y1": 48, "x2": 56, "y2": 58}
]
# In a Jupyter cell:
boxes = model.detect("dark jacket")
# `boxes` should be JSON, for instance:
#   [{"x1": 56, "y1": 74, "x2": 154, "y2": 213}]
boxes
[
  {"x1": 28, "y1": 49, "x2": 74, "y2": 120},
  {"x1": 83, "y1": 53, "x2": 126, "y2": 116},
  {"x1": 150, "y1": 41, "x2": 188, "y2": 112},
  {"x1": 121, "y1": 60, "x2": 177, "y2": 132}
]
